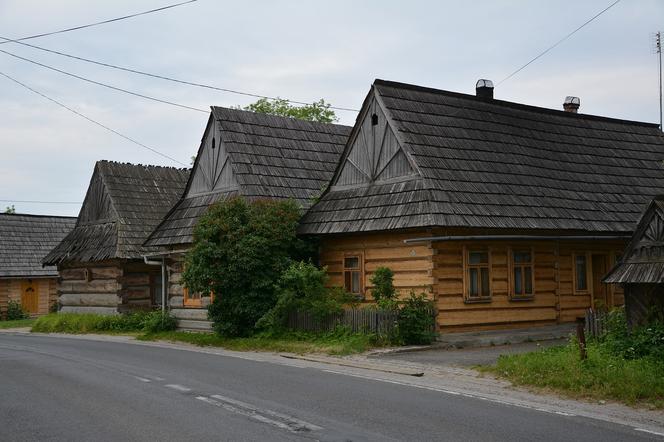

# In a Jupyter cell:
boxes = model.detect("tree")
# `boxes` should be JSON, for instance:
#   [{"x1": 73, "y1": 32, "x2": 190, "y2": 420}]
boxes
[
  {"x1": 242, "y1": 98, "x2": 337, "y2": 123},
  {"x1": 182, "y1": 197, "x2": 314, "y2": 337},
  {"x1": 4, "y1": 205, "x2": 15, "y2": 214},
  {"x1": 370, "y1": 267, "x2": 398, "y2": 310}
]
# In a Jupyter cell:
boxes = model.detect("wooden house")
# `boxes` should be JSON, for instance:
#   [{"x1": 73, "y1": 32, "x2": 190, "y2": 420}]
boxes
[
  {"x1": 0, "y1": 213, "x2": 75, "y2": 318},
  {"x1": 43, "y1": 161, "x2": 189, "y2": 314},
  {"x1": 144, "y1": 107, "x2": 350, "y2": 329},
  {"x1": 604, "y1": 196, "x2": 664, "y2": 327},
  {"x1": 298, "y1": 79, "x2": 664, "y2": 333}
]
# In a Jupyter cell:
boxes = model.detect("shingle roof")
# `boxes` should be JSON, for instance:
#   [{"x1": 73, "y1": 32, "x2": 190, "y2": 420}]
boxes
[
  {"x1": 604, "y1": 196, "x2": 664, "y2": 284},
  {"x1": 145, "y1": 107, "x2": 351, "y2": 247},
  {"x1": 43, "y1": 161, "x2": 189, "y2": 265},
  {"x1": 0, "y1": 213, "x2": 76, "y2": 277},
  {"x1": 299, "y1": 79, "x2": 664, "y2": 235}
]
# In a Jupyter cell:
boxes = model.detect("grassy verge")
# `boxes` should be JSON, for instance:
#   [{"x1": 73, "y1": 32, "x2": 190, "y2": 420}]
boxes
[
  {"x1": 0, "y1": 318, "x2": 36, "y2": 329},
  {"x1": 480, "y1": 341, "x2": 664, "y2": 409},
  {"x1": 138, "y1": 330, "x2": 378, "y2": 355}
]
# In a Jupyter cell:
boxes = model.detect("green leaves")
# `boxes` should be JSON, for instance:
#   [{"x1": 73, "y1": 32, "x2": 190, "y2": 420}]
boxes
[
  {"x1": 242, "y1": 98, "x2": 338, "y2": 123},
  {"x1": 370, "y1": 267, "x2": 397, "y2": 310}
]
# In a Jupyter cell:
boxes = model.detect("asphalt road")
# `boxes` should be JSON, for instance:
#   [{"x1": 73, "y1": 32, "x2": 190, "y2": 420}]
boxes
[{"x1": 0, "y1": 334, "x2": 660, "y2": 442}]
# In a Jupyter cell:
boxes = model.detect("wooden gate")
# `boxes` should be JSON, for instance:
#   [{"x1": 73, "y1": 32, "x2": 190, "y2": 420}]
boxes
[{"x1": 20, "y1": 280, "x2": 39, "y2": 314}]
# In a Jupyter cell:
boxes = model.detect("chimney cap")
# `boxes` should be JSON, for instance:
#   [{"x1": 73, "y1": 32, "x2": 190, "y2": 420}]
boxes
[
  {"x1": 564, "y1": 96, "x2": 580, "y2": 105},
  {"x1": 476, "y1": 79, "x2": 494, "y2": 89}
]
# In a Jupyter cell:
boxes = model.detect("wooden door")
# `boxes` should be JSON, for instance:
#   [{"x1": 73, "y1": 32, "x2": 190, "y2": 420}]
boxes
[
  {"x1": 591, "y1": 254, "x2": 609, "y2": 309},
  {"x1": 20, "y1": 280, "x2": 39, "y2": 314}
]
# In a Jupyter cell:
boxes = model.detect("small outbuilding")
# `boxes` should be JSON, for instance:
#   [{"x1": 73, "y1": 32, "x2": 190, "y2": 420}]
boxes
[
  {"x1": 43, "y1": 161, "x2": 189, "y2": 314},
  {"x1": 604, "y1": 196, "x2": 664, "y2": 327},
  {"x1": 0, "y1": 213, "x2": 75, "y2": 317}
]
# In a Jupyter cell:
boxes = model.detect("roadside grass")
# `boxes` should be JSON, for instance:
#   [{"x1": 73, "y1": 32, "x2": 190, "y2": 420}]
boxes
[
  {"x1": 138, "y1": 330, "x2": 378, "y2": 356},
  {"x1": 0, "y1": 318, "x2": 36, "y2": 329},
  {"x1": 31, "y1": 312, "x2": 174, "y2": 335},
  {"x1": 480, "y1": 341, "x2": 664, "y2": 409}
]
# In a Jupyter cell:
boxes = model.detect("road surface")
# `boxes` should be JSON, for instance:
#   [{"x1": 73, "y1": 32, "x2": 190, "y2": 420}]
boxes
[{"x1": 0, "y1": 333, "x2": 661, "y2": 441}]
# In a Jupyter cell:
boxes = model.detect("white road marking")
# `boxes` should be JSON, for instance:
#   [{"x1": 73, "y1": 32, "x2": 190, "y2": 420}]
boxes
[
  {"x1": 132, "y1": 376, "x2": 151, "y2": 383},
  {"x1": 149, "y1": 376, "x2": 165, "y2": 381},
  {"x1": 634, "y1": 428, "x2": 664, "y2": 438},
  {"x1": 322, "y1": 369, "x2": 577, "y2": 419},
  {"x1": 195, "y1": 395, "x2": 322, "y2": 433},
  {"x1": 165, "y1": 384, "x2": 191, "y2": 392}
]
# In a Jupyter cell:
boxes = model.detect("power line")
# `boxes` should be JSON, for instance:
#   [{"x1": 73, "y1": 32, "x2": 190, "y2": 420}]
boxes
[
  {"x1": 0, "y1": 199, "x2": 81, "y2": 205},
  {"x1": 0, "y1": 37, "x2": 360, "y2": 113},
  {"x1": 0, "y1": 49, "x2": 208, "y2": 114},
  {"x1": 0, "y1": 69, "x2": 188, "y2": 167},
  {"x1": 0, "y1": 0, "x2": 197, "y2": 45},
  {"x1": 497, "y1": 0, "x2": 621, "y2": 85}
]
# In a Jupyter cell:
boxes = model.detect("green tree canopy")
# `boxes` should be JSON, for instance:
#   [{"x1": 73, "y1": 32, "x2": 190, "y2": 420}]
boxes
[
  {"x1": 242, "y1": 98, "x2": 337, "y2": 123},
  {"x1": 182, "y1": 197, "x2": 314, "y2": 337},
  {"x1": 4, "y1": 205, "x2": 15, "y2": 214}
]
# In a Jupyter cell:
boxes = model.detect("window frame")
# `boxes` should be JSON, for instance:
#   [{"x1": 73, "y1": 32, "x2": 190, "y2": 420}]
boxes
[
  {"x1": 343, "y1": 252, "x2": 364, "y2": 298},
  {"x1": 182, "y1": 286, "x2": 202, "y2": 308},
  {"x1": 573, "y1": 252, "x2": 590, "y2": 294},
  {"x1": 509, "y1": 247, "x2": 535, "y2": 300},
  {"x1": 463, "y1": 246, "x2": 492, "y2": 303}
]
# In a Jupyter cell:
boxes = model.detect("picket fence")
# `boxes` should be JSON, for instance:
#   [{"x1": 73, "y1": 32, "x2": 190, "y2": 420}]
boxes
[
  {"x1": 584, "y1": 308, "x2": 609, "y2": 339},
  {"x1": 287, "y1": 308, "x2": 434, "y2": 335}
]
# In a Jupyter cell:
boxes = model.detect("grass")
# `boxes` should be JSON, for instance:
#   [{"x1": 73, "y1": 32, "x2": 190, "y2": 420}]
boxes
[
  {"x1": 31, "y1": 313, "x2": 379, "y2": 355},
  {"x1": 0, "y1": 318, "x2": 36, "y2": 329},
  {"x1": 138, "y1": 330, "x2": 378, "y2": 355},
  {"x1": 480, "y1": 340, "x2": 664, "y2": 409}
]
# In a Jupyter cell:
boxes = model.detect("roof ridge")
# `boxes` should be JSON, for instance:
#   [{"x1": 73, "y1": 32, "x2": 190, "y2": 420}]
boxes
[
  {"x1": 210, "y1": 105, "x2": 352, "y2": 130},
  {"x1": 97, "y1": 159, "x2": 189, "y2": 172},
  {"x1": 0, "y1": 213, "x2": 77, "y2": 219},
  {"x1": 373, "y1": 78, "x2": 661, "y2": 128}
]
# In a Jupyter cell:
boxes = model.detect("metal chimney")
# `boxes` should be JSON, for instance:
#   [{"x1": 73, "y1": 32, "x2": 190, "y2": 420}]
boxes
[
  {"x1": 475, "y1": 79, "x2": 494, "y2": 100},
  {"x1": 563, "y1": 96, "x2": 580, "y2": 113}
]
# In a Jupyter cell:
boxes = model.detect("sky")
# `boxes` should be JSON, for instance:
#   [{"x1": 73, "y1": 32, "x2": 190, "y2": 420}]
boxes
[{"x1": 0, "y1": 0, "x2": 663, "y2": 217}]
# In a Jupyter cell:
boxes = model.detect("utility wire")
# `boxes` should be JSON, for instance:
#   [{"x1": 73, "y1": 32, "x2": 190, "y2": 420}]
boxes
[
  {"x1": 0, "y1": 199, "x2": 81, "y2": 205},
  {"x1": 0, "y1": 36, "x2": 360, "y2": 113},
  {"x1": 0, "y1": 70, "x2": 188, "y2": 167},
  {"x1": 0, "y1": 0, "x2": 197, "y2": 45},
  {"x1": 0, "y1": 49, "x2": 208, "y2": 114},
  {"x1": 497, "y1": 0, "x2": 621, "y2": 85}
]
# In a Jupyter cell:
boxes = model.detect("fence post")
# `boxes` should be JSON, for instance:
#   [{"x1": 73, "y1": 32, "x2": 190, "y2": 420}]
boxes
[{"x1": 576, "y1": 316, "x2": 587, "y2": 360}]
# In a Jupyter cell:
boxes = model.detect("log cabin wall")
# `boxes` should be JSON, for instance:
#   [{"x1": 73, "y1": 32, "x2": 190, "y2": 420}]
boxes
[
  {"x1": 0, "y1": 278, "x2": 57, "y2": 317},
  {"x1": 119, "y1": 261, "x2": 162, "y2": 312},
  {"x1": 318, "y1": 231, "x2": 436, "y2": 303},
  {"x1": 57, "y1": 263, "x2": 123, "y2": 314}
]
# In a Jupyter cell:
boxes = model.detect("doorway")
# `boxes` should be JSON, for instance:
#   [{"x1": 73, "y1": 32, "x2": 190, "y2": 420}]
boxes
[
  {"x1": 591, "y1": 254, "x2": 610, "y2": 309},
  {"x1": 20, "y1": 280, "x2": 39, "y2": 315}
]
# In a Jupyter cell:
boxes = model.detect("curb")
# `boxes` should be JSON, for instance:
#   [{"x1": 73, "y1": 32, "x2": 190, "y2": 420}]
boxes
[{"x1": 280, "y1": 354, "x2": 425, "y2": 377}]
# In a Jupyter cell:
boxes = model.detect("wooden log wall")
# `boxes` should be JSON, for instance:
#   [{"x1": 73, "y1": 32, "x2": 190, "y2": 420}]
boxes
[
  {"x1": 58, "y1": 264, "x2": 122, "y2": 315},
  {"x1": 319, "y1": 231, "x2": 435, "y2": 303},
  {"x1": 119, "y1": 262, "x2": 161, "y2": 311},
  {"x1": 0, "y1": 278, "x2": 57, "y2": 317}
]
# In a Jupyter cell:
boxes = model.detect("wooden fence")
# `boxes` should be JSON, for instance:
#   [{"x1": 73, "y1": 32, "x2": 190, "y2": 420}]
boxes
[
  {"x1": 585, "y1": 308, "x2": 609, "y2": 339},
  {"x1": 287, "y1": 308, "x2": 435, "y2": 335}
]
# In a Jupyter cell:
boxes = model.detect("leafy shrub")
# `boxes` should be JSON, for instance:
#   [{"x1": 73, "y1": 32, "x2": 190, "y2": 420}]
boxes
[
  {"x1": 257, "y1": 261, "x2": 356, "y2": 332},
  {"x1": 599, "y1": 308, "x2": 664, "y2": 360},
  {"x1": 183, "y1": 197, "x2": 314, "y2": 337},
  {"x1": 397, "y1": 292, "x2": 436, "y2": 345},
  {"x1": 7, "y1": 300, "x2": 29, "y2": 320},
  {"x1": 370, "y1": 267, "x2": 398, "y2": 310},
  {"x1": 141, "y1": 311, "x2": 178, "y2": 333}
]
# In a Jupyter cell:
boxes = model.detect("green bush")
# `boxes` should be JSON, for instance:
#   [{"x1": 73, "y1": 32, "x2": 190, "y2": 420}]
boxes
[
  {"x1": 257, "y1": 261, "x2": 356, "y2": 332},
  {"x1": 599, "y1": 308, "x2": 664, "y2": 360},
  {"x1": 7, "y1": 300, "x2": 29, "y2": 320},
  {"x1": 397, "y1": 292, "x2": 436, "y2": 345},
  {"x1": 183, "y1": 197, "x2": 314, "y2": 337},
  {"x1": 370, "y1": 267, "x2": 398, "y2": 310},
  {"x1": 32, "y1": 311, "x2": 177, "y2": 333}
]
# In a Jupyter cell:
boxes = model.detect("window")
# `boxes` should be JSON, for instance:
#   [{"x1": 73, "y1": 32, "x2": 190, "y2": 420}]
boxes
[
  {"x1": 511, "y1": 250, "x2": 534, "y2": 298},
  {"x1": 466, "y1": 250, "x2": 491, "y2": 300},
  {"x1": 343, "y1": 255, "x2": 363, "y2": 296},
  {"x1": 183, "y1": 286, "x2": 202, "y2": 308},
  {"x1": 574, "y1": 254, "x2": 588, "y2": 292}
]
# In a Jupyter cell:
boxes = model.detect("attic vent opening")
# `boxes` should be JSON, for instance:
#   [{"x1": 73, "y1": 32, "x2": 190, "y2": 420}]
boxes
[
  {"x1": 211, "y1": 138, "x2": 216, "y2": 149},
  {"x1": 371, "y1": 113, "x2": 378, "y2": 126}
]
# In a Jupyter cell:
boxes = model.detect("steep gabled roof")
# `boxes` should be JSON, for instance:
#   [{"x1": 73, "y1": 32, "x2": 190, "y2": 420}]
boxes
[
  {"x1": 0, "y1": 213, "x2": 75, "y2": 277},
  {"x1": 604, "y1": 196, "x2": 664, "y2": 283},
  {"x1": 299, "y1": 79, "x2": 664, "y2": 235},
  {"x1": 145, "y1": 107, "x2": 351, "y2": 247},
  {"x1": 43, "y1": 161, "x2": 189, "y2": 265}
]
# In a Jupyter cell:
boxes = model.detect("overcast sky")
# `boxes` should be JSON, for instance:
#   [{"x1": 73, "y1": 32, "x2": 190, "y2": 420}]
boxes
[{"x1": 1, "y1": 0, "x2": 663, "y2": 217}]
